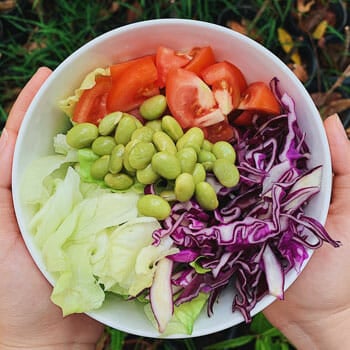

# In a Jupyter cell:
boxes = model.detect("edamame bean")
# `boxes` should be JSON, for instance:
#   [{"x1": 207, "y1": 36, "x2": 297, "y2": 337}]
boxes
[
  {"x1": 213, "y1": 159, "x2": 240, "y2": 187},
  {"x1": 212, "y1": 141, "x2": 236, "y2": 163},
  {"x1": 90, "y1": 155, "x2": 110, "y2": 180},
  {"x1": 145, "y1": 120, "x2": 162, "y2": 132},
  {"x1": 136, "y1": 164, "x2": 160, "y2": 184},
  {"x1": 123, "y1": 139, "x2": 141, "y2": 172},
  {"x1": 91, "y1": 136, "x2": 116, "y2": 156},
  {"x1": 137, "y1": 194, "x2": 171, "y2": 220},
  {"x1": 201, "y1": 139, "x2": 213, "y2": 152},
  {"x1": 104, "y1": 173, "x2": 134, "y2": 190},
  {"x1": 66, "y1": 123, "x2": 98, "y2": 149},
  {"x1": 128, "y1": 142, "x2": 156, "y2": 170},
  {"x1": 151, "y1": 152, "x2": 181, "y2": 180},
  {"x1": 174, "y1": 173, "x2": 195, "y2": 202},
  {"x1": 161, "y1": 115, "x2": 184, "y2": 141},
  {"x1": 195, "y1": 181, "x2": 218, "y2": 210},
  {"x1": 198, "y1": 149, "x2": 216, "y2": 171},
  {"x1": 192, "y1": 163, "x2": 206, "y2": 184},
  {"x1": 131, "y1": 126, "x2": 155, "y2": 142},
  {"x1": 139, "y1": 95, "x2": 167, "y2": 120},
  {"x1": 176, "y1": 147, "x2": 197, "y2": 173},
  {"x1": 109, "y1": 144, "x2": 125, "y2": 174},
  {"x1": 98, "y1": 111, "x2": 123, "y2": 136},
  {"x1": 115, "y1": 114, "x2": 138, "y2": 145},
  {"x1": 176, "y1": 127, "x2": 204, "y2": 151},
  {"x1": 152, "y1": 131, "x2": 177, "y2": 154},
  {"x1": 160, "y1": 190, "x2": 176, "y2": 202}
]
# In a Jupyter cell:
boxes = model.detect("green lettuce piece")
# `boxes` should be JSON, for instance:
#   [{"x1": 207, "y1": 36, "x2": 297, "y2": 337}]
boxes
[
  {"x1": 29, "y1": 167, "x2": 83, "y2": 248},
  {"x1": 20, "y1": 153, "x2": 77, "y2": 207},
  {"x1": 144, "y1": 293, "x2": 208, "y2": 336},
  {"x1": 50, "y1": 240, "x2": 105, "y2": 316},
  {"x1": 92, "y1": 217, "x2": 178, "y2": 296}
]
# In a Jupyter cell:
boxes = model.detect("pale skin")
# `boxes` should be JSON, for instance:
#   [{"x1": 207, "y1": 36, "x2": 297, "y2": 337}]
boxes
[{"x1": 0, "y1": 67, "x2": 349, "y2": 349}]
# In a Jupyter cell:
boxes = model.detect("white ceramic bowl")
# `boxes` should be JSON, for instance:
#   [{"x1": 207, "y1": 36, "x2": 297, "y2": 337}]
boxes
[{"x1": 12, "y1": 19, "x2": 331, "y2": 338}]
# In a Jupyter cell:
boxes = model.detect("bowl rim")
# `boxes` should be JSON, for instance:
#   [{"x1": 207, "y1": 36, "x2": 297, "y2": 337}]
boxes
[{"x1": 12, "y1": 18, "x2": 332, "y2": 339}]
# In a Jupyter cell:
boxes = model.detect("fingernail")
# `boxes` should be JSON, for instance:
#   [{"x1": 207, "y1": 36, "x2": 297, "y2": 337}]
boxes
[
  {"x1": 0, "y1": 128, "x2": 9, "y2": 153},
  {"x1": 332, "y1": 113, "x2": 348, "y2": 140}
]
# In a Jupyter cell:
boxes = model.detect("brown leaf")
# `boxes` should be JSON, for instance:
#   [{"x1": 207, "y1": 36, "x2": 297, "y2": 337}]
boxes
[
  {"x1": 297, "y1": 0, "x2": 315, "y2": 14},
  {"x1": 288, "y1": 63, "x2": 309, "y2": 83},
  {"x1": 322, "y1": 98, "x2": 350, "y2": 117}
]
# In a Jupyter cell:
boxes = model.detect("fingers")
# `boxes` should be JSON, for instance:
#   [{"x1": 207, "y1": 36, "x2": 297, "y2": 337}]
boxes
[
  {"x1": 0, "y1": 67, "x2": 52, "y2": 189},
  {"x1": 6, "y1": 67, "x2": 52, "y2": 134},
  {"x1": 324, "y1": 114, "x2": 350, "y2": 176}
]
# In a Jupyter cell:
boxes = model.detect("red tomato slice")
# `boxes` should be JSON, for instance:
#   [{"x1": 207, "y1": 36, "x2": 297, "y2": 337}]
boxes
[
  {"x1": 156, "y1": 46, "x2": 191, "y2": 88},
  {"x1": 201, "y1": 61, "x2": 247, "y2": 115},
  {"x1": 110, "y1": 55, "x2": 156, "y2": 83},
  {"x1": 184, "y1": 46, "x2": 216, "y2": 75},
  {"x1": 232, "y1": 110, "x2": 256, "y2": 126},
  {"x1": 204, "y1": 121, "x2": 235, "y2": 143},
  {"x1": 72, "y1": 75, "x2": 112, "y2": 124},
  {"x1": 107, "y1": 55, "x2": 159, "y2": 112},
  {"x1": 166, "y1": 68, "x2": 224, "y2": 129},
  {"x1": 238, "y1": 82, "x2": 281, "y2": 115}
]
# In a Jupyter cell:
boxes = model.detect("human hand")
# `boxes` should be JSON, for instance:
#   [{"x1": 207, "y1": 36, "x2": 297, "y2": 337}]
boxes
[
  {"x1": 264, "y1": 114, "x2": 350, "y2": 349},
  {"x1": 0, "y1": 68, "x2": 104, "y2": 350}
]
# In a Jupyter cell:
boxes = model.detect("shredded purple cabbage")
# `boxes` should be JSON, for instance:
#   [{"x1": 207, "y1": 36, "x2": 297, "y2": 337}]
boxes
[{"x1": 150, "y1": 79, "x2": 341, "y2": 323}]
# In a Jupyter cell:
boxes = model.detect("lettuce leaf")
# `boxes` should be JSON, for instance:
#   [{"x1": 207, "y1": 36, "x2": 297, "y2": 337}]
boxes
[{"x1": 144, "y1": 293, "x2": 208, "y2": 335}]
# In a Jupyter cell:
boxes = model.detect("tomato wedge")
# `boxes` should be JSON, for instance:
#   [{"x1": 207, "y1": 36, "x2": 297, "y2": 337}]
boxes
[
  {"x1": 232, "y1": 110, "x2": 256, "y2": 126},
  {"x1": 109, "y1": 55, "x2": 156, "y2": 83},
  {"x1": 184, "y1": 46, "x2": 216, "y2": 76},
  {"x1": 201, "y1": 61, "x2": 247, "y2": 115},
  {"x1": 156, "y1": 46, "x2": 191, "y2": 88},
  {"x1": 204, "y1": 121, "x2": 235, "y2": 143},
  {"x1": 107, "y1": 55, "x2": 159, "y2": 112},
  {"x1": 72, "y1": 75, "x2": 112, "y2": 124},
  {"x1": 238, "y1": 82, "x2": 281, "y2": 115},
  {"x1": 166, "y1": 68, "x2": 225, "y2": 129}
]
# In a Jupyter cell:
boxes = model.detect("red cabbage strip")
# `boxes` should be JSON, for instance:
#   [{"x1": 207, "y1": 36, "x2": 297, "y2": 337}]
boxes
[{"x1": 151, "y1": 84, "x2": 340, "y2": 324}]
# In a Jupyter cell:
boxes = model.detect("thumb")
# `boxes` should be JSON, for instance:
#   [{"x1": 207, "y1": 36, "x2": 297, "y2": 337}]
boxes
[{"x1": 324, "y1": 114, "x2": 350, "y2": 176}]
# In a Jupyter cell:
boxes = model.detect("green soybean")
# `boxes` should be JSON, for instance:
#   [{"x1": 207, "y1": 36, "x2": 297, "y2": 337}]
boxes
[
  {"x1": 195, "y1": 181, "x2": 219, "y2": 210},
  {"x1": 139, "y1": 95, "x2": 167, "y2": 120},
  {"x1": 198, "y1": 149, "x2": 216, "y2": 171},
  {"x1": 131, "y1": 126, "x2": 155, "y2": 142},
  {"x1": 161, "y1": 115, "x2": 184, "y2": 141},
  {"x1": 136, "y1": 164, "x2": 160, "y2": 184},
  {"x1": 212, "y1": 141, "x2": 236, "y2": 163},
  {"x1": 128, "y1": 142, "x2": 156, "y2": 170},
  {"x1": 152, "y1": 131, "x2": 177, "y2": 154},
  {"x1": 66, "y1": 123, "x2": 98, "y2": 149},
  {"x1": 123, "y1": 139, "x2": 141, "y2": 172},
  {"x1": 90, "y1": 155, "x2": 110, "y2": 180},
  {"x1": 109, "y1": 144, "x2": 125, "y2": 174},
  {"x1": 91, "y1": 136, "x2": 116, "y2": 155},
  {"x1": 151, "y1": 152, "x2": 181, "y2": 180},
  {"x1": 98, "y1": 111, "x2": 123, "y2": 136},
  {"x1": 213, "y1": 159, "x2": 240, "y2": 187},
  {"x1": 176, "y1": 147, "x2": 198, "y2": 173},
  {"x1": 137, "y1": 194, "x2": 171, "y2": 220},
  {"x1": 145, "y1": 120, "x2": 162, "y2": 132},
  {"x1": 104, "y1": 173, "x2": 134, "y2": 190},
  {"x1": 201, "y1": 139, "x2": 213, "y2": 152},
  {"x1": 115, "y1": 114, "x2": 138, "y2": 145},
  {"x1": 176, "y1": 127, "x2": 204, "y2": 151},
  {"x1": 175, "y1": 173, "x2": 195, "y2": 202},
  {"x1": 192, "y1": 163, "x2": 206, "y2": 184}
]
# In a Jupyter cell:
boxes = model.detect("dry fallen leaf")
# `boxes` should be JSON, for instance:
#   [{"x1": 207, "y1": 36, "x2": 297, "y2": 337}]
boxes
[
  {"x1": 277, "y1": 28, "x2": 301, "y2": 65},
  {"x1": 312, "y1": 19, "x2": 328, "y2": 40},
  {"x1": 288, "y1": 63, "x2": 309, "y2": 83},
  {"x1": 297, "y1": 0, "x2": 315, "y2": 14}
]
